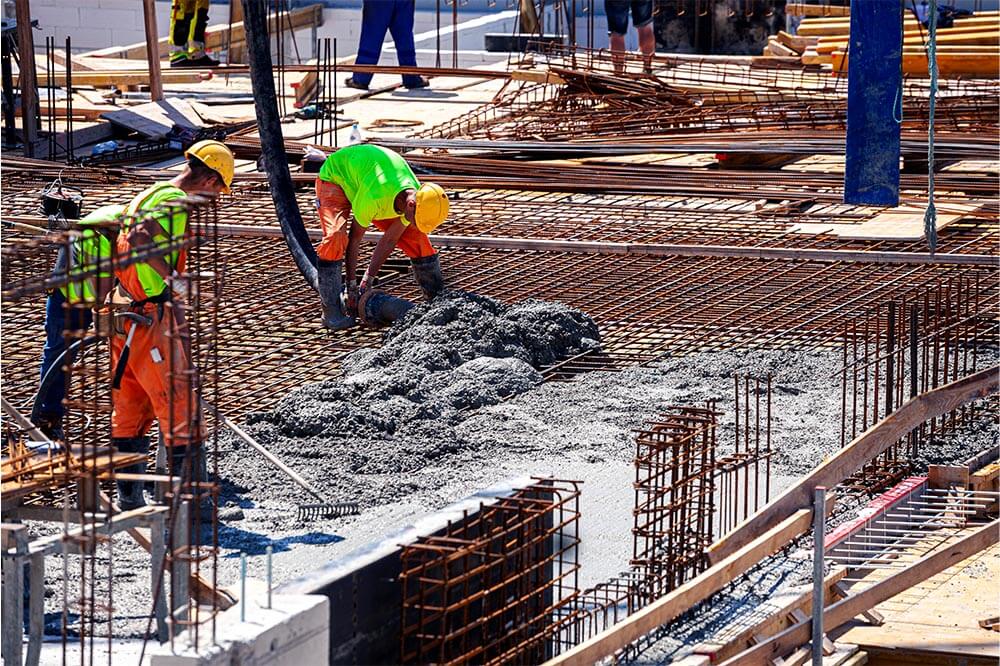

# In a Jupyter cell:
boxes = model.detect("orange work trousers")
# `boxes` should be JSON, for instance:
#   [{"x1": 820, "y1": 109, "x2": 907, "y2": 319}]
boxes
[
  {"x1": 110, "y1": 303, "x2": 204, "y2": 447},
  {"x1": 315, "y1": 178, "x2": 436, "y2": 261}
]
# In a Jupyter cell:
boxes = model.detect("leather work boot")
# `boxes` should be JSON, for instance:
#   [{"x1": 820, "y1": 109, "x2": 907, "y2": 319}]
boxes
[
  {"x1": 410, "y1": 254, "x2": 445, "y2": 301},
  {"x1": 318, "y1": 260, "x2": 356, "y2": 330},
  {"x1": 112, "y1": 437, "x2": 150, "y2": 511}
]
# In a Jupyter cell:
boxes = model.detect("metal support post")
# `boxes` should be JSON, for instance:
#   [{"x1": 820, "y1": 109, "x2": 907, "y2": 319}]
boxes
[
  {"x1": 812, "y1": 486, "x2": 827, "y2": 666},
  {"x1": 1, "y1": 524, "x2": 28, "y2": 666},
  {"x1": 150, "y1": 512, "x2": 169, "y2": 642},
  {"x1": 26, "y1": 552, "x2": 44, "y2": 666},
  {"x1": 171, "y1": 500, "x2": 190, "y2": 634}
]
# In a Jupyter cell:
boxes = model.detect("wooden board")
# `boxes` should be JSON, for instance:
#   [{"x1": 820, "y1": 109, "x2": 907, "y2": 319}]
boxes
[
  {"x1": 101, "y1": 98, "x2": 204, "y2": 139},
  {"x1": 835, "y1": 541, "x2": 1000, "y2": 662},
  {"x1": 789, "y1": 203, "x2": 980, "y2": 241}
]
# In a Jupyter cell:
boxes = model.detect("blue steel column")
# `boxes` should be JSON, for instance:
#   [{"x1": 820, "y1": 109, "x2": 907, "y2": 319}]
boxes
[{"x1": 843, "y1": 0, "x2": 904, "y2": 206}]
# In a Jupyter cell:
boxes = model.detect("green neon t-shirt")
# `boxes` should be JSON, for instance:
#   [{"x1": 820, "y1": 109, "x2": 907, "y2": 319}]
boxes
[
  {"x1": 58, "y1": 204, "x2": 122, "y2": 304},
  {"x1": 318, "y1": 145, "x2": 420, "y2": 228},
  {"x1": 123, "y1": 183, "x2": 187, "y2": 299}
]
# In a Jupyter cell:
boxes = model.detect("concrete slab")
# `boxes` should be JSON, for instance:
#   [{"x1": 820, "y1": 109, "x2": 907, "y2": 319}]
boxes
[{"x1": 150, "y1": 581, "x2": 328, "y2": 666}]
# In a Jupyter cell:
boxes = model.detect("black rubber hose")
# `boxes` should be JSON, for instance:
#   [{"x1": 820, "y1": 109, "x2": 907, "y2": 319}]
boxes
[
  {"x1": 30, "y1": 335, "x2": 101, "y2": 424},
  {"x1": 242, "y1": 0, "x2": 319, "y2": 291}
]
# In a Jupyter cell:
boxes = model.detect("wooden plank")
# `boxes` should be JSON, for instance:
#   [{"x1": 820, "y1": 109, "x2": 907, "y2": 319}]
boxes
[
  {"x1": 14, "y1": 0, "x2": 38, "y2": 157},
  {"x1": 19, "y1": 69, "x2": 209, "y2": 88},
  {"x1": 766, "y1": 39, "x2": 798, "y2": 57},
  {"x1": 797, "y1": 14, "x2": 999, "y2": 36},
  {"x1": 693, "y1": 570, "x2": 850, "y2": 663},
  {"x1": 786, "y1": 3, "x2": 851, "y2": 18},
  {"x1": 720, "y1": 520, "x2": 999, "y2": 665},
  {"x1": 708, "y1": 368, "x2": 998, "y2": 566},
  {"x1": 927, "y1": 464, "x2": 971, "y2": 488},
  {"x1": 833, "y1": 51, "x2": 1000, "y2": 78},
  {"x1": 544, "y1": 509, "x2": 819, "y2": 666},
  {"x1": 970, "y1": 461, "x2": 1000, "y2": 492},
  {"x1": 101, "y1": 98, "x2": 204, "y2": 139},
  {"x1": 142, "y1": 0, "x2": 163, "y2": 101},
  {"x1": 776, "y1": 31, "x2": 818, "y2": 54},
  {"x1": 82, "y1": 5, "x2": 322, "y2": 60},
  {"x1": 818, "y1": 29, "x2": 1000, "y2": 54},
  {"x1": 94, "y1": 489, "x2": 235, "y2": 610},
  {"x1": 789, "y1": 204, "x2": 978, "y2": 241}
]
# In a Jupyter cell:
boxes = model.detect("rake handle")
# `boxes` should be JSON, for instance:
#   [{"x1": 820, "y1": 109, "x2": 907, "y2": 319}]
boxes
[{"x1": 201, "y1": 398, "x2": 328, "y2": 505}]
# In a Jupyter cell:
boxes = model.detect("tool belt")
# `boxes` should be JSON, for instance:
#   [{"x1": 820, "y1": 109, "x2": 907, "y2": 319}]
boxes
[{"x1": 97, "y1": 284, "x2": 168, "y2": 336}]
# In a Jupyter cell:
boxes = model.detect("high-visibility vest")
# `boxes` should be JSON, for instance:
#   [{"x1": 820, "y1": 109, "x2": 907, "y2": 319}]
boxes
[
  {"x1": 57, "y1": 204, "x2": 122, "y2": 305},
  {"x1": 115, "y1": 183, "x2": 188, "y2": 301}
]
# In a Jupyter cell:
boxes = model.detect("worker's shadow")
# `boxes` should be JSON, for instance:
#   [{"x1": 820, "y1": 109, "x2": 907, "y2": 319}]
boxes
[
  {"x1": 389, "y1": 89, "x2": 459, "y2": 100},
  {"x1": 216, "y1": 524, "x2": 344, "y2": 557}
]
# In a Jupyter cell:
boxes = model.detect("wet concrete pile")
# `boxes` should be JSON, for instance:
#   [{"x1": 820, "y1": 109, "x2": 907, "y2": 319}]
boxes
[{"x1": 229, "y1": 291, "x2": 600, "y2": 503}]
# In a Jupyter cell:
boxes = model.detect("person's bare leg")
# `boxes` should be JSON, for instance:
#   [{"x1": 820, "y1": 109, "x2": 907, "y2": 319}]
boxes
[
  {"x1": 609, "y1": 32, "x2": 626, "y2": 74},
  {"x1": 637, "y1": 23, "x2": 655, "y2": 73}
]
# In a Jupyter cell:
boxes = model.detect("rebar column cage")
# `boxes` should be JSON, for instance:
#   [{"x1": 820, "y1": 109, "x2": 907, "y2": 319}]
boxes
[
  {"x1": 399, "y1": 478, "x2": 581, "y2": 665},
  {"x1": 631, "y1": 406, "x2": 719, "y2": 597}
]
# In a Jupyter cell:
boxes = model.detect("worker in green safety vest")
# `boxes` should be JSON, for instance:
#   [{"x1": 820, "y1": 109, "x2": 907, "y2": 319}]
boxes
[{"x1": 34, "y1": 204, "x2": 122, "y2": 440}]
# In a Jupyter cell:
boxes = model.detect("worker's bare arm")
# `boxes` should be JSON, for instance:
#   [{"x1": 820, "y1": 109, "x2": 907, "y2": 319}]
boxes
[
  {"x1": 362, "y1": 220, "x2": 406, "y2": 286},
  {"x1": 345, "y1": 220, "x2": 368, "y2": 286}
]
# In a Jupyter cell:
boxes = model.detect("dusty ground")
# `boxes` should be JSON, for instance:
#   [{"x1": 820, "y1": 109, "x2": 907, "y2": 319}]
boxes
[{"x1": 27, "y1": 293, "x2": 997, "y2": 648}]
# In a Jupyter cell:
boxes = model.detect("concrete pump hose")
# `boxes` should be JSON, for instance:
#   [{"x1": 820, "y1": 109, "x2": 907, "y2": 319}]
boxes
[{"x1": 242, "y1": 0, "x2": 320, "y2": 292}]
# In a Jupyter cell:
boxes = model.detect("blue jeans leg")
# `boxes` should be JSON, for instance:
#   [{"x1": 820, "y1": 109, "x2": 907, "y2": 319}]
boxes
[
  {"x1": 352, "y1": 0, "x2": 393, "y2": 87},
  {"x1": 387, "y1": 0, "x2": 423, "y2": 87},
  {"x1": 37, "y1": 292, "x2": 92, "y2": 418}
]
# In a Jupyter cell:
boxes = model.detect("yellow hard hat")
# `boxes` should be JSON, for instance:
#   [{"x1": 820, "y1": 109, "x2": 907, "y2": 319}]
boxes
[
  {"x1": 414, "y1": 182, "x2": 449, "y2": 234},
  {"x1": 184, "y1": 140, "x2": 235, "y2": 194}
]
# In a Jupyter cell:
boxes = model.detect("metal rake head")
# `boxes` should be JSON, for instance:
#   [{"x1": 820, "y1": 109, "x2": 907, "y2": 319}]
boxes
[{"x1": 297, "y1": 502, "x2": 360, "y2": 522}]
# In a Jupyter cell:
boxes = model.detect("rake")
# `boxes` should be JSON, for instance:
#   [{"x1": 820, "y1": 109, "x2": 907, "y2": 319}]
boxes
[{"x1": 202, "y1": 399, "x2": 359, "y2": 522}]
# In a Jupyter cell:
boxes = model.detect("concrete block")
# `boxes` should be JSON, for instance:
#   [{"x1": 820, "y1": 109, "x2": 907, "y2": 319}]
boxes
[
  {"x1": 61, "y1": 27, "x2": 114, "y2": 51},
  {"x1": 32, "y1": 5, "x2": 79, "y2": 28},
  {"x1": 111, "y1": 29, "x2": 148, "y2": 47},
  {"x1": 150, "y1": 580, "x2": 329, "y2": 666},
  {"x1": 93, "y1": 8, "x2": 143, "y2": 30},
  {"x1": 98, "y1": 0, "x2": 144, "y2": 8}
]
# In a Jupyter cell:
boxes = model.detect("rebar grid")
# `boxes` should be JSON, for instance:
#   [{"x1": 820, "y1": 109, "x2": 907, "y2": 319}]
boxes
[
  {"x1": 4, "y1": 159, "x2": 997, "y2": 259},
  {"x1": 399, "y1": 479, "x2": 581, "y2": 665},
  {"x1": 838, "y1": 276, "x2": 1000, "y2": 493}
]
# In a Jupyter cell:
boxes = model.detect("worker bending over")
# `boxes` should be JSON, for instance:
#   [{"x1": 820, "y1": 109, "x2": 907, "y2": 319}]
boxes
[
  {"x1": 111, "y1": 140, "x2": 234, "y2": 509},
  {"x1": 314, "y1": 144, "x2": 449, "y2": 330},
  {"x1": 34, "y1": 206, "x2": 121, "y2": 440}
]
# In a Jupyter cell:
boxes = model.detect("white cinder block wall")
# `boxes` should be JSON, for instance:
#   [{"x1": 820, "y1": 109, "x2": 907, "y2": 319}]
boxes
[{"x1": 26, "y1": 0, "x2": 228, "y2": 53}]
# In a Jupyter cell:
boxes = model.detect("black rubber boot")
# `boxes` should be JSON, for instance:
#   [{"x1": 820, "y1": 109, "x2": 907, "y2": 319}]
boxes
[
  {"x1": 32, "y1": 413, "x2": 64, "y2": 442},
  {"x1": 112, "y1": 437, "x2": 150, "y2": 511},
  {"x1": 170, "y1": 443, "x2": 211, "y2": 513},
  {"x1": 410, "y1": 254, "x2": 445, "y2": 301},
  {"x1": 319, "y1": 260, "x2": 356, "y2": 330}
]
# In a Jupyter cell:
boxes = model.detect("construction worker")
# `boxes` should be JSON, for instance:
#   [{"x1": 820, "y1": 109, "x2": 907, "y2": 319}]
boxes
[
  {"x1": 605, "y1": 0, "x2": 656, "y2": 74},
  {"x1": 314, "y1": 144, "x2": 449, "y2": 329},
  {"x1": 345, "y1": 0, "x2": 430, "y2": 90},
  {"x1": 169, "y1": 0, "x2": 219, "y2": 68},
  {"x1": 34, "y1": 205, "x2": 121, "y2": 440},
  {"x1": 111, "y1": 140, "x2": 233, "y2": 509}
]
